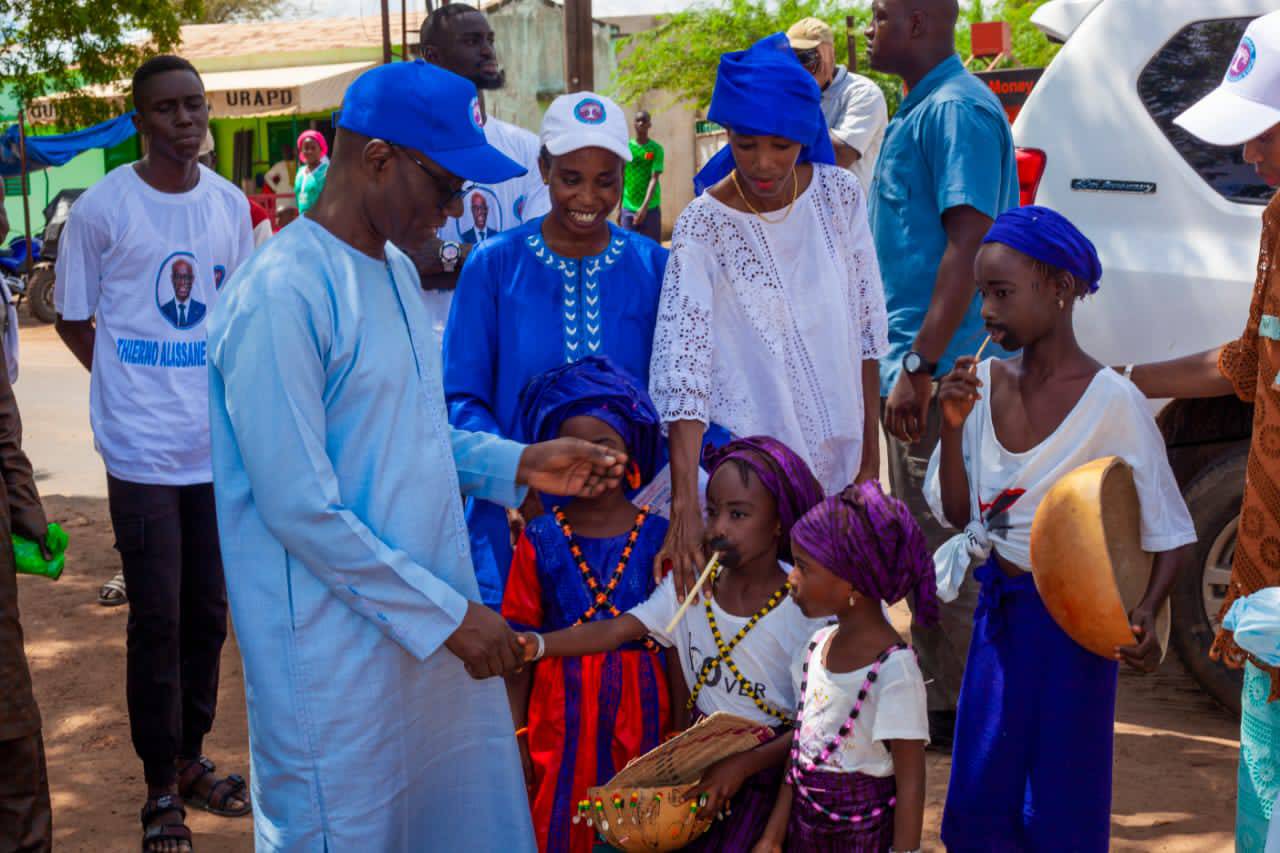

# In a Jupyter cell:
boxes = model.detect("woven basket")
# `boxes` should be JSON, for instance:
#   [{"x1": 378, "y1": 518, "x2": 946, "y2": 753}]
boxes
[{"x1": 581, "y1": 712, "x2": 775, "y2": 852}]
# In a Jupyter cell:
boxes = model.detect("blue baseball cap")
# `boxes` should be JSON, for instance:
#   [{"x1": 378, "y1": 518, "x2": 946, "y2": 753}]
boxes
[{"x1": 337, "y1": 60, "x2": 526, "y2": 184}]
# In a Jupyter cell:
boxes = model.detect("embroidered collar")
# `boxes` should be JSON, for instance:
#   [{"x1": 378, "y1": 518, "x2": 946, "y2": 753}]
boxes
[{"x1": 524, "y1": 228, "x2": 628, "y2": 362}]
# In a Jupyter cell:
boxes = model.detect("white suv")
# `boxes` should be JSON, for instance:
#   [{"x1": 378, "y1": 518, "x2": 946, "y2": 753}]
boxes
[{"x1": 1014, "y1": 0, "x2": 1278, "y2": 712}]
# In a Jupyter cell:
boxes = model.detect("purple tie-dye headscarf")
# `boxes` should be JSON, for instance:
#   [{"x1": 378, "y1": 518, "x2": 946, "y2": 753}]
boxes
[
  {"x1": 702, "y1": 435, "x2": 825, "y2": 563},
  {"x1": 791, "y1": 481, "x2": 940, "y2": 626}
]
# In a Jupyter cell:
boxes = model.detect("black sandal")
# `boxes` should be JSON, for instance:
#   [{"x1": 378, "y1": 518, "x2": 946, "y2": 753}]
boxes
[
  {"x1": 177, "y1": 756, "x2": 252, "y2": 818},
  {"x1": 140, "y1": 794, "x2": 192, "y2": 852}
]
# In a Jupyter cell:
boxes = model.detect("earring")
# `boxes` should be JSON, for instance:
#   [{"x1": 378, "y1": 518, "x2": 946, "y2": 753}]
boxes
[
  {"x1": 848, "y1": 592, "x2": 859, "y2": 607},
  {"x1": 1057, "y1": 298, "x2": 1065, "y2": 309}
]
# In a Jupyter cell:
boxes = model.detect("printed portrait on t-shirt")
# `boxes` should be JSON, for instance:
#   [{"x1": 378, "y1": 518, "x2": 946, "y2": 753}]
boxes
[
  {"x1": 155, "y1": 252, "x2": 208, "y2": 331},
  {"x1": 446, "y1": 186, "x2": 503, "y2": 245}
]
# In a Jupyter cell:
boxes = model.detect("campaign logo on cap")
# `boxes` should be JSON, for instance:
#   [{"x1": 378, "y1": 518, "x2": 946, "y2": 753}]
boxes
[
  {"x1": 574, "y1": 98, "x2": 606, "y2": 125},
  {"x1": 469, "y1": 96, "x2": 484, "y2": 130},
  {"x1": 1229, "y1": 36, "x2": 1258, "y2": 82}
]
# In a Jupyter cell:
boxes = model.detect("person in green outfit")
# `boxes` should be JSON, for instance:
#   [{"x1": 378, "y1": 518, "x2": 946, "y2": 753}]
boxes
[
  {"x1": 619, "y1": 110, "x2": 664, "y2": 241},
  {"x1": 292, "y1": 129, "x2": 329, "y2": 215}
]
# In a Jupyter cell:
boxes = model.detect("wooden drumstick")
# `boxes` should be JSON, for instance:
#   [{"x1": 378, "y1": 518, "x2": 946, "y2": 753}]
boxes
[
  {"x1": 666, "y1": 553, "x2": 721, "y2": 634},
  {"x1": 972, "y1": 334, "x2": 993, "y2": 368}
]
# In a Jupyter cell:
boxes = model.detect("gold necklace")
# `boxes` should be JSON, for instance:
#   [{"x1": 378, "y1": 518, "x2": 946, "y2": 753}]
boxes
[{"x1": 731, "y1": 167, "x2": 799, "y2": 224}]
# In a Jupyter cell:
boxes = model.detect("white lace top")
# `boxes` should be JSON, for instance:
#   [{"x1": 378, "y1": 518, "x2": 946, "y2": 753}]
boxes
[{"x1": 649, "y1": 163, "x2": 889, "y2": 493}]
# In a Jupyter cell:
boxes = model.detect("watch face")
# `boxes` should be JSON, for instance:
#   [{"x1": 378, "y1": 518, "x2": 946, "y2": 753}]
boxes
[
  {"x1": 904, "y1": 352, "x2": 922, "y2": 374},
  {"x1": 440, "y1": 242, "x2": 461, "y2": 262}
]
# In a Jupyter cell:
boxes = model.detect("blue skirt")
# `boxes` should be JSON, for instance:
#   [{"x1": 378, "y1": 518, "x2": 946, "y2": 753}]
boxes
[{"x1": 941, "y1": 557, "x2": 1118, "y2": 852}]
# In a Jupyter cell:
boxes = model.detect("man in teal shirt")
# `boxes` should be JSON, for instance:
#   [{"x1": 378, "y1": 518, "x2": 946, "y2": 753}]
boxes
[
  {"x1": 620, "y1": 110, "x2": 664, "y2": 241},
  {"x1": 866, "y1": 0, "x2": 1018, "y2": 749}
]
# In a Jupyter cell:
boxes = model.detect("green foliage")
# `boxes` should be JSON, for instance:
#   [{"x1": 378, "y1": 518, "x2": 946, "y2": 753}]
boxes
[
  {"x1": 2, "y1": 0, "x2": 201, "y2": 129},
  {"x1": 611, "y1": 0, "x2": 1060, "y2": 115},
  {"x1": 185, "y1": 0, "x2": 292, "y2": 25}
]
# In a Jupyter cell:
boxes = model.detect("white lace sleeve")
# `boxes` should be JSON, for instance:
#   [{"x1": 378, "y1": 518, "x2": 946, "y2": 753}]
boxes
[
  {"x1": 649, "y1": 215, "x2": 716, "y2": 425},
  {"x1": 845, "y1": 174, "x2": 890, "y2": 361}
]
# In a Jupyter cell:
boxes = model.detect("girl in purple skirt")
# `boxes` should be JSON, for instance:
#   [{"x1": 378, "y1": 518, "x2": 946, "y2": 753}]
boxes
[{"x1": 754, "y1": 481, "x2": 937, "y2": 853}]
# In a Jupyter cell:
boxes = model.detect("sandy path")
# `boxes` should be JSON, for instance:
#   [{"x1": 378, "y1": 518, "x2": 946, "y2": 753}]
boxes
[{"x1": 18, "y1": 494, "x2": 1239, "y2": 851}]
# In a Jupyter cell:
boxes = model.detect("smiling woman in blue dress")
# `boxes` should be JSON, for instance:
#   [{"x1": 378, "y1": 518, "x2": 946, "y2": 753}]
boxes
[{"x1": 444, "y1": 91, "x2": 669, "y2": 609}]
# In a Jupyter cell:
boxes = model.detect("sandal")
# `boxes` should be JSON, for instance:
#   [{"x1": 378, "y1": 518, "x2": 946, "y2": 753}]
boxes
[
  {"x1": 140, "y1": 794, "x2": 192, "y2": 852},
  {"x1": 177, "y1": 756, "x2": 251, "y2": 817},
  {"x1": 98, "y1": 572, "x2": 128, "y2": 607}
]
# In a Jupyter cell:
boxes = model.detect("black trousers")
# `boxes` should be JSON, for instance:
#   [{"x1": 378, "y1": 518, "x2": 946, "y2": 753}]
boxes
[
  {"x1": 0, "y1": 731, "x2": 52, "y2": 853},
  {"x1": 107, "y1": 476, "x2": 227, "y2": 788}
]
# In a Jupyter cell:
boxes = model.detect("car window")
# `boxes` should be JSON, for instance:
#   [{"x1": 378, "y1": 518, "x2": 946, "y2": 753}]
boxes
[{"x1": 1137, "y1": 17, "x2": 1273, "y2": 205}]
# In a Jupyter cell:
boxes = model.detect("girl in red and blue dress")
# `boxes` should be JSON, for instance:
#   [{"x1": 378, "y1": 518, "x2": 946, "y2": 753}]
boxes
[{"x1": 502, "y1": 356, "x2": 674, "y2": 853}]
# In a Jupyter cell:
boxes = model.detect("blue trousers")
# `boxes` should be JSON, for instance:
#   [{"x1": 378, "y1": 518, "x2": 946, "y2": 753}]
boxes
[{"x1": 941, "y1": 557, "x2": 1117, "y2": 852}]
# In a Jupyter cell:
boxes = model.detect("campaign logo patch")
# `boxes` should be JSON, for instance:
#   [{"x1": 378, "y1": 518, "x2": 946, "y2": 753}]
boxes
[
  {"x1": 513, "y1": 194, "x2": 526, "y2": 221},
  {"x1": 1229, "y1": 36, "x2": 1257, "y2": 83},
  {"x1": 213, "y1": 264, "x2": 227, "y2": 291},
  {"x1": 469, "y1": 96, "x2": 484, "y2": 130},
  {"x1": 574, "y1": 97, "x2": 606, "y2": 125}
]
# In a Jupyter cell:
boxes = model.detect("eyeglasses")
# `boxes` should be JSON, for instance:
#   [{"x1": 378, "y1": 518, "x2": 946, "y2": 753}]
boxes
[
  {"x1": 794, "y1": 48, "x2": 822, "y2": 72},
  {"x1": 389, "y1": 143, "x2": 467, "y2": 207}
]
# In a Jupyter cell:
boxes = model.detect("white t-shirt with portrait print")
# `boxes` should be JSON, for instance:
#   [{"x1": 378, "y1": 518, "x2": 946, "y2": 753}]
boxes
[
  {"x1": 54, "y1": 163, "x2": 254, "y2": 486},
  {"x1": 628, "y1": 569, "x2": 830, "y2": 727},
  {"x1": 421, "y1": 116, "x2": 551, "y2": 344},
  {"x1": 790, "y1": 625, "x2": 929, "y2": 778}
]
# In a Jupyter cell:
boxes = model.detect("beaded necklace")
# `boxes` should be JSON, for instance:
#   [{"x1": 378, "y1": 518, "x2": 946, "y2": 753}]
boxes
[
  {"x1": 788, "y1": 632, "x2": 910, "y2": 824},
  {"x1": 554, "y1": 505, "x2": 658, "y2": 653},
  {"x1": 685, "y1": 568, "x2": 792, "y2": 724}
]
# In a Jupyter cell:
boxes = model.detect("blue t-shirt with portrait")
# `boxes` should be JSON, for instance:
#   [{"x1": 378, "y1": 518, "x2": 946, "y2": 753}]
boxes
[{"x1": 869, "y1": 54, "x2": 1018, "y2": 395}]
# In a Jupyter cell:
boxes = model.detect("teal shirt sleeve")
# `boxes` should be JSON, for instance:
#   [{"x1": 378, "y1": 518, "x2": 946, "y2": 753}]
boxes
[
  {"x1": 449, "y1": 426, "x2": 528, "y2": 508},
  {"x1": 211, "y1": 283, "x2": 469, "y2": 663},
  {"x1": 920, "y1": 100, "x2": 1011, "y2": 220}
]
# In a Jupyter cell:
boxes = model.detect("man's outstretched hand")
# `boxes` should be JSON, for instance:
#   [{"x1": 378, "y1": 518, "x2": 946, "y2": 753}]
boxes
[
  {"x1": 445, "y1": 602, "x2": 524, "y2": 679},
  {"x1": 517, "y1": 438, "x2": 626, "y2": 499}
]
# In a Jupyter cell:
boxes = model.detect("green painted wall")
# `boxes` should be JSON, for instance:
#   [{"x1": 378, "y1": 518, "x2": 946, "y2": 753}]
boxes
[{"x1": 4, "y1": 147, "x2": 109, "y2": 242}]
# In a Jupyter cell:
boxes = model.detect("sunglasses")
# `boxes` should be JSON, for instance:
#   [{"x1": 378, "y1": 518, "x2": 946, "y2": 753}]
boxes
[
  {"x1": 794, "y1": 48, "x2": 822, "y2": 71},
  {"x1": 389, "y1": 143, "x2": 468, "y2": 207}
]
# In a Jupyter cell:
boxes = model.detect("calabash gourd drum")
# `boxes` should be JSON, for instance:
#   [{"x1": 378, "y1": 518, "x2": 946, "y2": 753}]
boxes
[
  {"x1": 1029, "y1": 456, "x2": 1170, "y2": 660},
  {"x1": 581, "y1": 712, "x2": 775, "y2": 852}
]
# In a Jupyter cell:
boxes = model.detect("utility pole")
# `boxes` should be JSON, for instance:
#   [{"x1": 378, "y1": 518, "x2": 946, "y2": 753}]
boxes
[
  {"x1": 381, "y1": 0, "x2": 393, "y2": 64},
  {"x1": 16, "y1": 109, "x2": 32, "y2": 274},
  {"x1": 564, "y1": 0, "x2": 593, "y2": 92},
  {"x1": 846, "y1": 16, "x2": 858, "y2": 72}
]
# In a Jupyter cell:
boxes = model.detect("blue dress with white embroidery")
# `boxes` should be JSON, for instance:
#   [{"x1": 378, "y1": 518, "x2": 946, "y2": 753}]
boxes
[{"x1": 443, "y1": 216, "x2": 669, "y2": 608}]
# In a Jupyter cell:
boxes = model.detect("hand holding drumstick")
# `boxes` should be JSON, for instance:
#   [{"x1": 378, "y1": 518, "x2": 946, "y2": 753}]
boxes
[{"x1": 937, "y1": 336, "x2": 991, "y2": 431}]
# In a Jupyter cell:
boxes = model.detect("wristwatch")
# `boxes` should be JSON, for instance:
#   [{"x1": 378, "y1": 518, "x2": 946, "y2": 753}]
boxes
[
  {"x1": 439, "y1": 240, "x2": 462, "y2": 273},
  {"x1": 902, "y1": 350, "x2": 938, "y2": 377}
]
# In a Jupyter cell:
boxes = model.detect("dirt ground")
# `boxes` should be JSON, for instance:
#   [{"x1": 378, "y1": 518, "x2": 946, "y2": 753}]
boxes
[{"x1": 19, "y1": 494, "x2": 1240, "y2": 851}]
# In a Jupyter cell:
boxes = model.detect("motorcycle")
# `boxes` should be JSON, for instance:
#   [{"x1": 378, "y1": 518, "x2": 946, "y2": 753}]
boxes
[
  {"x1": 24, "y1": 190, "x2": 84, "y2": 324},
  {"x1": 0, "y1": 234, "x2": 39, "y2": 333}
]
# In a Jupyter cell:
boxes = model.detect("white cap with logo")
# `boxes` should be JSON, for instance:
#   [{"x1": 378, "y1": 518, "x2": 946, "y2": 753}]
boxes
[
  {"x1": 540, "y1": 91, "x2": 632, "y2": 162},
  {"x1": 1176, "y1": 11, "x2": 1280, "y2": 146}
]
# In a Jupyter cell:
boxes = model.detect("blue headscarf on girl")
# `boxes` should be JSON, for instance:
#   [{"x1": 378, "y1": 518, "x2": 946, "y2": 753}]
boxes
[
  {"x1": 517, "y1": 356, "x2": 666, "y2": 488},
  {"x1": 693, "y1": 32, "x2": 837, "y2": 194},
  {"x1": 982, "y1": 205, "x2": 1103, "y2": 293}
]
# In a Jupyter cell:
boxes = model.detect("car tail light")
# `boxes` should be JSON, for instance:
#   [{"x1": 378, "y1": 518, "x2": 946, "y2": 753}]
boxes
[{"x1": 1016, "y1": 147, "x2": 1047, "y2": 206}]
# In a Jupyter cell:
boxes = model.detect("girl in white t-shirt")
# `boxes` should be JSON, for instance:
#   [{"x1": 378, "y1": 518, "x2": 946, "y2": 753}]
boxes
[
  {"x1": 753, "y1": 482, "x2": 934, "y2": 853},
  {"x1": 927, "y1": 207, "x2": 1197, "y2": 852},
  {"x1": 517, "y1": 436, "x2": 829, "y2": 849}
]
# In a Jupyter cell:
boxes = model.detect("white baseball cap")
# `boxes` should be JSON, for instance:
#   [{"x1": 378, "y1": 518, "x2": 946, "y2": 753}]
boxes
[
  {"x1": 1175, "y1": 12, "x2": 1280, "y2": 147},
  {"x1": 540, "y1": 91, "x2": 632, "y2": 162}
]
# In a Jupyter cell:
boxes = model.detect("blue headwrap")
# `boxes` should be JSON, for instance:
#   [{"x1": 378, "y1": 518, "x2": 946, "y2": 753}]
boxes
[
  {"x1": 516, "y1": 356, "x2": 665, "y2": 486},
  {"x1": 693, "y1": 32, "x2": 836, "y2": 194},
  {"x1": 982, "y1": 205, "x2": 1103, "y2": 294}
]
